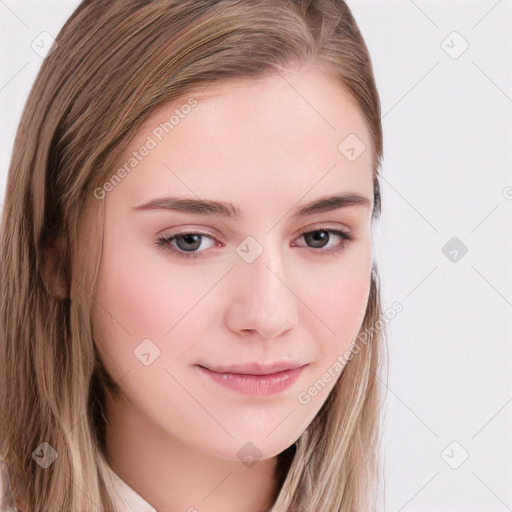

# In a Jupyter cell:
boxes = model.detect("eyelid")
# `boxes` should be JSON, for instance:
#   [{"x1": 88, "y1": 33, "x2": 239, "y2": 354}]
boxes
[
  {"x1": 158, "y1": 222, "x2": 353, "y2": 244},
  {"x1": 294, "y1": 221, "x2": 352, "y2": 237}
]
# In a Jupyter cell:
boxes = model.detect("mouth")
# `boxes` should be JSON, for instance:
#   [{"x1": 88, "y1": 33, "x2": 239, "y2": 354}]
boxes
[{"x1": 195, "y1": 363, "x2": 308, "y2": 397}]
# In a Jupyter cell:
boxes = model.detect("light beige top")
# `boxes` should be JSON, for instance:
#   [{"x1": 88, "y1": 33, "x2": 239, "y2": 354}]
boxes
[
  {"x1": 0, "y1": 458, "x2": 157, "y2": 512},
  {"x1": 110, "y1": 469, "x2": 157, "y2": 512}
]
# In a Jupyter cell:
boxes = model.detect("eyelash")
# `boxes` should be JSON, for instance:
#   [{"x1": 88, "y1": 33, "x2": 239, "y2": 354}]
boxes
[{"x1": 153, "y1": 227, "x2": 353, "y2": 260}]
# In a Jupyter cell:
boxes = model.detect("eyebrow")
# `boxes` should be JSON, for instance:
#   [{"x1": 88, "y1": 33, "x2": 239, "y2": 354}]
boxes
[{"x1": 131, "y1": 193, "x2": 371, "y2": 219}]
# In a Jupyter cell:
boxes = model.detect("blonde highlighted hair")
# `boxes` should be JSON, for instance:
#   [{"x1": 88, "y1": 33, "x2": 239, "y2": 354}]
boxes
[{"x1": 0, "y1": 1, "x2": 385, "y2": 510}]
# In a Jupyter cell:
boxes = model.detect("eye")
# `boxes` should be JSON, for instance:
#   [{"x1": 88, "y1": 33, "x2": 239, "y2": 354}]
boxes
[
  {"x1": 153, "y1": 227, "x2": 353, "y2": 260},
  {"x1": 293, "y1": 228, "x2": 353, "y2": 254},
  {"x1": 153, "y1": 231, "x2": 217, "y2": 259}
]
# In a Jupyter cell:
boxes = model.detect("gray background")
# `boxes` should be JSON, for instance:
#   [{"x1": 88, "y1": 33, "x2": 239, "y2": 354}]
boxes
[{"x1": 1, "y1": 1, "x2": 511, "y2": 511}]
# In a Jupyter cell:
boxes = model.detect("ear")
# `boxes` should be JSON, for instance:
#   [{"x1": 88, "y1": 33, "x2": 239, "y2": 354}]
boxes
[{"x1": 39, "y1": 235, "x2": 70, "y2": 300}]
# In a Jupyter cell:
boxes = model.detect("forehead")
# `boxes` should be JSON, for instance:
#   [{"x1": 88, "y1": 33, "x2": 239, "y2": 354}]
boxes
[
  {"x1": 140, "y1": 66, "x2": 370, "y2": 147},
  {"x1": 109, "y1": 66, "x2": 373, "y2": 216}
]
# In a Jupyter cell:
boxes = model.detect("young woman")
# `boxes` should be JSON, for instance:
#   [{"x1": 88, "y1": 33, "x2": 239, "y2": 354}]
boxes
[{"x1": 0, "y1": 1, "x2": 385, "y2": 511}]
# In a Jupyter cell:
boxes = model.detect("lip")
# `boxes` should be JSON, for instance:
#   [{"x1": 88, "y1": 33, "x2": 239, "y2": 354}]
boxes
[
  {"x1": 201, "y1": 361, "x2": 307, "y2": 375},
  {"x1": 196, "y1": 364, "x2": 308, "y2": 397}
]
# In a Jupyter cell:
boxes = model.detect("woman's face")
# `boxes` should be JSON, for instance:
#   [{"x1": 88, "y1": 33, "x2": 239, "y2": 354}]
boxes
[{"x1": 91, "y1": 65, "x2": 374, "y2": 462}]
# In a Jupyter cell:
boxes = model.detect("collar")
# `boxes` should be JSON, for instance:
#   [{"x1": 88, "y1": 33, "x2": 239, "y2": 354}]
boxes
[{"x1": 110, "y1": 469, "x2": 158, "y2": 512}]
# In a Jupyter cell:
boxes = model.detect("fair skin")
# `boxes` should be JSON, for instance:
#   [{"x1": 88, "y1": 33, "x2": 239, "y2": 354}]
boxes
[{"x1": 91, "y1": 64, "x2": 374, "y2": 512}]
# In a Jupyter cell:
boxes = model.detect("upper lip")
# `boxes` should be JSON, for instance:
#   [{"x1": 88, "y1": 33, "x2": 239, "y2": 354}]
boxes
[{"x1": 199, "y1": 361, "x2": 307, "y2": 375}]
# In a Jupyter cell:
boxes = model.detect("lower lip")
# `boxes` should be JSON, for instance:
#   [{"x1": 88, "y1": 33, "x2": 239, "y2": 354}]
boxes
[{"x1": 196, "y1": 365, "x2": 306, "y2": 396}]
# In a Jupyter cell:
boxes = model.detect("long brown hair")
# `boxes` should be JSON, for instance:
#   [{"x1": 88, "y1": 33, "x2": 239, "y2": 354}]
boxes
[{"x1": 0, "y1": 1, "x2": 385, "y2": 510}]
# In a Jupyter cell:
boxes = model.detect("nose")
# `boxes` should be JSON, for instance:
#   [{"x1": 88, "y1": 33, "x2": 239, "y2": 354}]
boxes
[{"x1": 223, "y1": 240, "x2": 299, "y2": 339}]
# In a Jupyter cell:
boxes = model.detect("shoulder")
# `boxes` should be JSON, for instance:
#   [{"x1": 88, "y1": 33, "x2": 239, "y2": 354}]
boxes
[{"x1": 0, "y1": 458, "x2": 20, "y2": 512}]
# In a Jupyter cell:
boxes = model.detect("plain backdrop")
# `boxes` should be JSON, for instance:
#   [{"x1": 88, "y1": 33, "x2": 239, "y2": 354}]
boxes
[{"x1": 1, "y1": 1, "x2": 511, "y2": 511}]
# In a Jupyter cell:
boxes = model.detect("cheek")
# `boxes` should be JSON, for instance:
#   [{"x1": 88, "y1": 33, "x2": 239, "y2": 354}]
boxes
[
  {"x1": 91, "y1": 230, "x2": 204, "y2": 378},
  {"x1": 306, "y1": 246, "x2": 372, "y2": 355}
]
